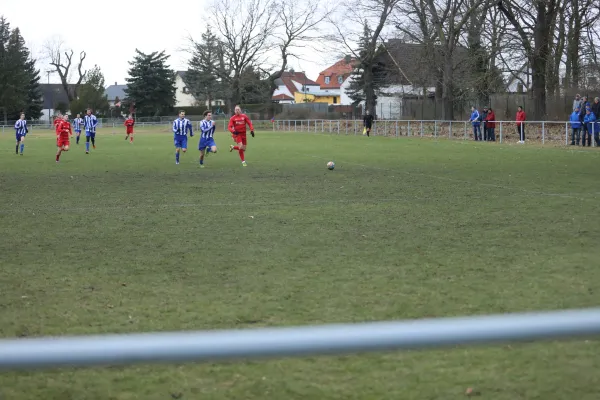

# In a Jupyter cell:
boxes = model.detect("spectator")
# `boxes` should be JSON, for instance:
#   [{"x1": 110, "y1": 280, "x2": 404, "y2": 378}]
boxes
[
  {"x1": 516, "y1": 106, "x2": 526, "y2": 143},
  {"x1": 469, "y1": 106, "x2": 481, "y2": 141},
  {"x1": 570, "y1": 106, "x2": 582, "y2": 145},
  {"x1": 583, "y1": 107, "x2": 600, "y2": 147},
  {"x1": 481, "y1": 106, "x2": 489, "y2": 141},
  {"x1": 485, "y1": 107, "x2": 496, "y2": 141},
  {"x1": 592, "y1": 97, "x2": 600, "y2": 117},
  {"x1": 579, "y1": 96, "x2": 590, "y2": 140},
  {"x1": 573, "y1": 94, "x2": 582, "y2": 111}
]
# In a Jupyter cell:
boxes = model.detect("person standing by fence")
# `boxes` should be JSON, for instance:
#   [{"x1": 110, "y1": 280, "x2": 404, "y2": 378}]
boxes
[
  {"x1": 363, "y1": 110, "x2": 374, "y2": 137},
  {"x1": 485, "y1": 107, "x2": 496, "y2": 141},
  {"x1": 583, "y1": 108, "x2": 599, "y2": 147},
  {"x1": 481, "y1": 107, "x2": 489, "y2": 141},
  {"x1": 516, "y1": 106, "x2": 526, "y2": 143},
  {"x1": 579, "y1": 97, "x2": 590, "y2": 141},
  {"x1": 570, "y1": 107, "x2": 582, "y2": 145},
  {"x1": 469, "y1": 106, "x2": 481, "y2": 141}
]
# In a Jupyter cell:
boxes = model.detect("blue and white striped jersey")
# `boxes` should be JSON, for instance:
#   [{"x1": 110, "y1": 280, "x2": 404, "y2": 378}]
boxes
[
  {"x1": 14, "y1": 119, "x2": 27, "y2": 135},
  {"x1": 199, "y1": 119, "x2": 215, "y2": 138},
  {"x1": 84, "y1": 114, "x2": 98, "y2": 132},
  {"x1": 73, "y1": 117, "x2": 84, "y2": 131},
  {"x1": 173, "y1": 118, "x2": 193, "y2": 136}
]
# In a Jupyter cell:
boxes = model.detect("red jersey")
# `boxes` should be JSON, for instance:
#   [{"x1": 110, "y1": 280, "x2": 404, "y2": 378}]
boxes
[
  {"x1": 54, "y1": 118, "x2": 62, "y2": 134},
  {"x1": 58, "y1": 120, "x2": 72, "y2": 137},
  {"x1": 228, "y1": 113, "x2": 254, "y2": 134},
  {"x1": 124, "y1": 118, "x2": 135, "y2": 134},
  {"x1": 516, "y1": 110, "x2": 526, "y2": 126}
]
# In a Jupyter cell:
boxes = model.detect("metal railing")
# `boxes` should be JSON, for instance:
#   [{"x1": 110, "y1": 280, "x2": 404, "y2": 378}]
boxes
[
  {"x1": 2, "y1": 119, "x2": 598, "y2": 147},
  {"x1": 0, "y1": 307, "x2": 599, "y2": 370}
]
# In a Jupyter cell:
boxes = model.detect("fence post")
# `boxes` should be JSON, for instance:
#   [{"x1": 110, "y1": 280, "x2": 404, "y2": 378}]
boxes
[
  {"x1": 565, "y1": 122, "x2": 568, "y2": 146},
  {"x1": 395, "y1": 121, "x2": 398, "y2": 137},
  {"x1": 593, "y1": 124, "x2": 596, "y2": 147},
  {"x1": 464, "y1": 121, "x2": 467, "y2": 139},
  {"x1": 434, "y1": 121, "x2": 437, "y2": 138},
  {"x1": 542, "y1": 121, "x2": 545, "y2": 145},
  {"x1": 420, "y1": 121, "x2": 423, "y2": 137},
  {"x1": 449, "y1": 121, "x2": 452, "y2": 139},
  {"x1": 408, "y1": 120, "x2": 411, "y2": 137},
  {"x1": 337, "y1": 120, "x2": 340, "y2": 135},
  {"x1": 345, "y1": 120, "x2": 348, "y2": 135},
  {"x1": 321, "y1": 120, "x2": 324, "y2": 133},
  {"x1": 499, "y1": 121, "x2": 503, "y2": 143}
]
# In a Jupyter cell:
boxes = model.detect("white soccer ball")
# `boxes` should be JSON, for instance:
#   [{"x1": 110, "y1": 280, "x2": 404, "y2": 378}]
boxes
[{"x1": 327, "y1": 161, "x2": 335, "y2": 170}]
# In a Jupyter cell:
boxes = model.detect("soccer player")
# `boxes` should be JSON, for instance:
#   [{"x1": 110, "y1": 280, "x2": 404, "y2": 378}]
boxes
[
  {"x1": 228, "y1": 105, "x2": 254, "y2": 167},
  {"x1": 172, "y1": 110, "x2": 194, "y2": 165},
  {"x1": 54, "y1": 113, "x2": 63, "y2": 133},
  {"x1": 84, "y1": 108, "x2": 98, "y2": 154},
  {"x1": 56, "y1": 114, "x2": 72, "y2": 162},
  {"x1": 199, "y1": 110, "x2": 217, "y2": 168},
  {"x1": 73, "y1": 113, "x2": 84, "y2": 144},
  {"x1": 14, "y1": 113, "x2": 28, "y2": 155},
  {"x1": 124, "y1": 114, "x2": 135, "y2": 143}
]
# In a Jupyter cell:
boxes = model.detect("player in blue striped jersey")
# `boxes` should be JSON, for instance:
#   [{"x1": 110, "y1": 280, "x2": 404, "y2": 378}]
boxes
[
  {"x1": 84, "y1": 108, "x2": 98, "y2": 154},
  {"x1": 198, "y1": 110, "x2": 217, "y2": 168},
  {"x1": 172, "y1": 110, "x2": 194, "y2": 165},
  {"x1": 72, "y1": 113, "x2": 84, "y2": 145},
  {"x1": 14, "y1": 113, "x2": 28, "y2": 155}
]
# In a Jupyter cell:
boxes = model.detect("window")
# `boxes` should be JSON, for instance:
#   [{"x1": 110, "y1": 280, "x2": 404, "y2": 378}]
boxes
[
  {"x1": 333, "y1": 97, "x2": 337, "y2": 104},
  {"x1": 337, "y1": 76, "x2": 343, "y2": 84},
  {"x1": 324, "y1": 76, "x2": 330, "y2": 84}
]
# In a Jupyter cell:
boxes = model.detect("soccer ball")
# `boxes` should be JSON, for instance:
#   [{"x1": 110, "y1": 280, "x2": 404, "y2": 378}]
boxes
[{"x1": 327, "y1": 161, "x2": 335, "y2": 170}]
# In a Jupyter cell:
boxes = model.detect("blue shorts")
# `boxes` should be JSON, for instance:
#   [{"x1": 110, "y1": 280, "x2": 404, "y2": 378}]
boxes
[
  {"x1": 75, "y1": 129, "x2": 81, "y2": 134},
  {"x1": 174, "y1": 135, "x2": 188, "y2": 149},
  {"x1": 15, "y1": 133, "x2": 26, "y2": 141},
  {"x1": 199, "y1": 137, "x2": 216, "y2": 150},
  {"x1": 85, "y1": 131, "x2": 96, "y2": 138}
]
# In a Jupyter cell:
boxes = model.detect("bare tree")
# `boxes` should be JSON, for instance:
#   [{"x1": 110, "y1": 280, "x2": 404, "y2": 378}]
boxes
[
  {"x1": 43, "y1": 38, "x2": 87, "y2": 103},
  {"x1": 426, "y1": 0, "x2": 491, "y2": 119},
  {"x1": 210, "y1": 0, "x2": 279, "y2": 108},
  {"x1": 266, "y1": 0, "x2": 332, "y2": 87},
  {"x1": 497, "y1": 0, "x2": 563, "y2": 120},
  {"x1": 329, "y1": 0, "x2": 401, "y2": 115}
]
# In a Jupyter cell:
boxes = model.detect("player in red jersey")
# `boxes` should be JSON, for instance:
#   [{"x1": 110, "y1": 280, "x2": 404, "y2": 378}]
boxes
[
  {"x1": 228, "y1": 105, "x2": 254, "y2": 166},
  {"x1": 54, "y1": 113, "x2": 63, "y2": 134},
  {"x1": 56, "y1": 114, "x2": 72, "y2": 163},
  {"x1": 124, "y1": 114, "x2": 135, "y2": 143}
]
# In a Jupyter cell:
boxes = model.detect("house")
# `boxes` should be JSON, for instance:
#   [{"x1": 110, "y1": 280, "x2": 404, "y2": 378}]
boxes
[
  {"x1": 372, "y1": 40, "x2": 471, "y2": 118},
  {"x1": 105, "y1": 82, "x2": 127, "y2": 107},
  {"x1": 316, "y1": 56, "x2": 356, "y2": 105},
  {"x1": 271, "y1": 70, "x2": 321, "y2": 104},
  {"x1": 39, "y1": 84, "x2": 78, "y2": 122},
  {"x1": 175, "y1": 71, "x2": 199, "y2": 107}
]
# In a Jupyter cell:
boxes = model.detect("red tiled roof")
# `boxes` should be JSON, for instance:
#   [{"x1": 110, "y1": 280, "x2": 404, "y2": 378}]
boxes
[
  {"x1": 279, "y1": 71, "x2": 319, "y2": 96},
  {"x1": 316, "y1": 58, "x2": 356, "y2": 89},
  {"x1": 272, "y1": 93, "x2": 294, "y2": 101}
]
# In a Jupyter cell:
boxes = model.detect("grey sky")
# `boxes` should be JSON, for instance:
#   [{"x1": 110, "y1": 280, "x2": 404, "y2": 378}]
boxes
[{"x1": 3, "y1": 0, "x2": 331, "y2": 87}]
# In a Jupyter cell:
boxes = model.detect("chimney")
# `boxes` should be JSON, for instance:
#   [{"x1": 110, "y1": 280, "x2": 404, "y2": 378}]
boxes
[
  {"x1": 115, "y1": 82, "x2": 117, "y2": 85},
  {"x1": 344, "y1": 55, "x2": 351, "y2": 64}
]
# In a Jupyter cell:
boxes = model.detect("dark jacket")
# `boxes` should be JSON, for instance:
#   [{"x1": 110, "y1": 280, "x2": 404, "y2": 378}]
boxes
[
  {"x1": 363, "y1": 114, "x2": 374, "y2": 128},
  {"x1": 591, "y1": 101, "x2": 600, "y2": 118}
]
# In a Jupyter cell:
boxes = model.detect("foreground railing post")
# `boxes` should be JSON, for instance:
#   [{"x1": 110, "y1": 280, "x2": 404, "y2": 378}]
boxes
[
  {"x1": 542, "y1": 121, "x2": 545, "y2": 145},
  {"x1": 565, "y1": 122, "x2": 568, "y2": 145},
  {"x1": 499, "y1": 121, "x2": 503, "y2": 143}
]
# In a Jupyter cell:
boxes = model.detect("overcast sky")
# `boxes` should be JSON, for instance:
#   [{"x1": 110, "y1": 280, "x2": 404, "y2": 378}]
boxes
[{"x1": 2, "y1": 0, "x2": 334, "y2": 87}]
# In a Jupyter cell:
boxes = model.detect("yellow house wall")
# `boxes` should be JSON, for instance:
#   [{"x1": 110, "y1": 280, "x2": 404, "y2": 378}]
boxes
[{"x1": 293, "y1": 92, "x2": 339, "y2": 105}]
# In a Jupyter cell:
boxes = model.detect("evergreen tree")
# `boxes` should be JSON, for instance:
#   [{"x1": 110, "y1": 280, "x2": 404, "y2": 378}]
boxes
[
  {"x1": 0, "y1": 18, "x2": 42, "y2": 122},
  {"x1": 124, "y1": 49, "x2": 176, "y2": 116},
  {"x1": 345, "y1": 22, "x2": 385, "y2": 114},
  {"x1": 239, "y1": 67, "x2": 271, "y2": 104},
  {"x1": 70, "y1": 65, "x2": 109, "y2": 116},
  {"x1": 187, "y1": 26, "x2": 224, "y2": 109}
]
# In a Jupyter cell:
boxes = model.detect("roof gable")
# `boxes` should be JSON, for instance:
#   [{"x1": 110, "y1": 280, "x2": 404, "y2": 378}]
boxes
[
  {"x1": 279, "y1": 71, "x2": 319, "y2": 95},
  {"x1": 316, "y1": 57, "x2": 356, "y2": 89}
]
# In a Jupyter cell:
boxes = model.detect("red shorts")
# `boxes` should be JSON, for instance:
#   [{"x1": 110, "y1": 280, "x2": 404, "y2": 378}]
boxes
[
  {"x1": 232, "y1": 132, "x2": 247, "y2": 146},
  {"x1": 57, "y1": 137, "x2": 70, "y2": 147}
]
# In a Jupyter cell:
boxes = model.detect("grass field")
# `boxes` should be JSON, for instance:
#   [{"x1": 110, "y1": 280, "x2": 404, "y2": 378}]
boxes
[{"x1": 1, "y1": 126, "x2": 600, "y2": 399}]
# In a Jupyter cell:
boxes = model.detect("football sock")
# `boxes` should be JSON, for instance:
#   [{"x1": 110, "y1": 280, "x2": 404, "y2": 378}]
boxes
[
  {"x1": 76, "y1": 135, "x2": 80, "y2": 144},
  {"x1": 130, "y1": 136, "x2": 133, "y2": 143},
  {"x1": 56, "y1": 152, "x2": 60, "y2": 161},
  {"x1": 86, "y1": 142, "x2": 90, "y2": 152},
  {"x1": 91, "y1": 137, "x2": 95, "y2": 146},
  {"x1": 238, "y1": 149, "x2": 245, "y2": 161},
  {"x1": 200, "y1": 156, "x2": 204, "y2": 165},
  {"x1": 233, "y1": 146, "x2": 240, "y2": 150},
  {"x1": 20, "y1": 143, "x2": 24, "y2": 153},
  {"x1": 176, "y1": 152, "x2": 180, "y2": 163},
  {"x1": 15, "y1": 144, "x2": 19, "y2": 154}
]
